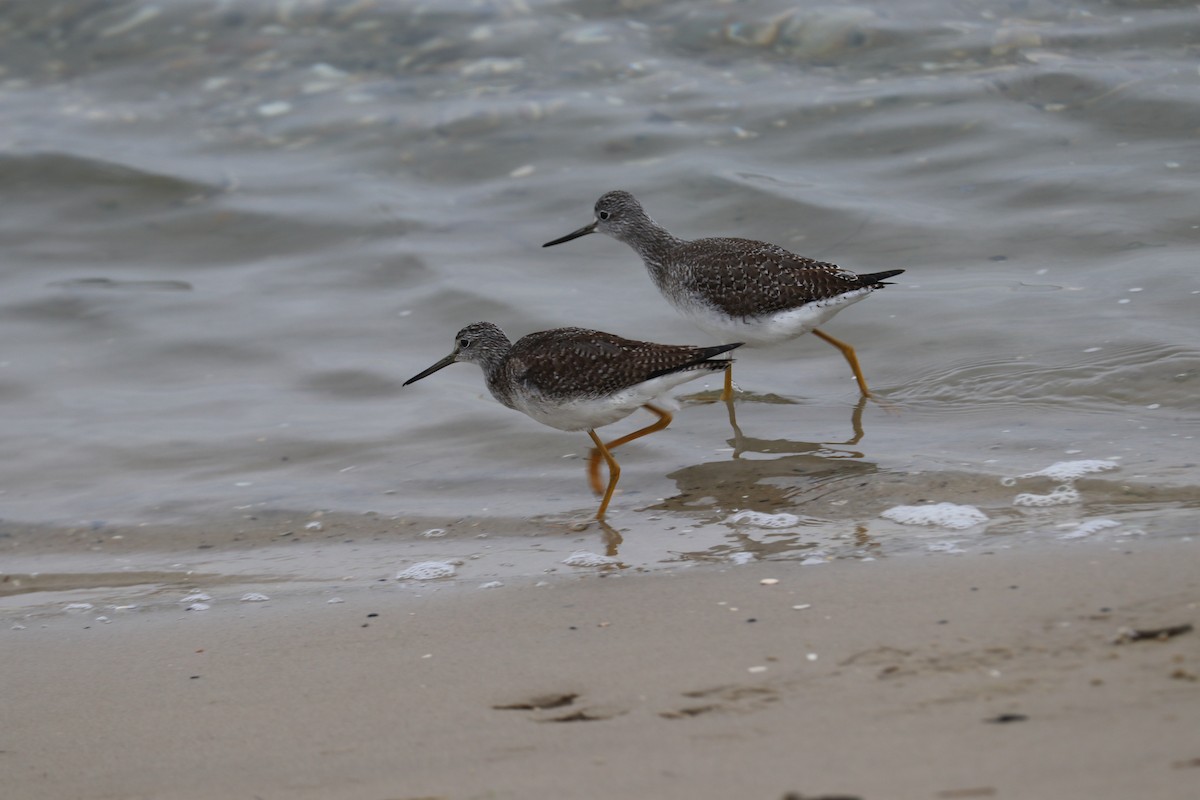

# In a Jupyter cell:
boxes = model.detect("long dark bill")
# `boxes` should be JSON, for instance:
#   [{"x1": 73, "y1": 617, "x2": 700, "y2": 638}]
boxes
[
  {"x1": 542, "y1": 220, "x2": 597, "y2": 248},
  {"x1": 403, "y1": 352, "x2": 458, "y2": 386}
]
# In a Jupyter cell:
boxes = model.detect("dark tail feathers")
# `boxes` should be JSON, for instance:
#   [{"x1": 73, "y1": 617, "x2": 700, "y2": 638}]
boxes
[{"x1": 646, "y1": 342, "x2": 742, "y2": 381}]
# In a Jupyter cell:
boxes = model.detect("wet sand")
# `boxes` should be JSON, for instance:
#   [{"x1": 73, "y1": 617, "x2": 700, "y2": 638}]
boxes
[{"x1": 5, "y1": 536, "x2": 1198, "y2": 800}]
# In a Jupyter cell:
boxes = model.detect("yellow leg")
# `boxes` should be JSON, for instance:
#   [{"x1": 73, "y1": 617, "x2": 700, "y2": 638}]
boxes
[
  {"x1": 720, "y1": 364, "x2": 734, "y2": 403},
  {"x1": 812, "y1": 328, "x2": 871, "y2": 397},
  {"x1": 587, "y1": 403, "x2": 673, "y2": 495},
  {"x1": 587, "y1": 429, "x2": 620, "y2": 520}
]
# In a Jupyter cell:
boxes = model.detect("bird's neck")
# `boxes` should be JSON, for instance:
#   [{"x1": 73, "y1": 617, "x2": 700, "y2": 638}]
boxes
[
  {"x1": 480, "y1": 350, "x2": 516, "y2": 406},
  {"x1": 620, "y1": 223, "x2": 683, "y2": 283}
]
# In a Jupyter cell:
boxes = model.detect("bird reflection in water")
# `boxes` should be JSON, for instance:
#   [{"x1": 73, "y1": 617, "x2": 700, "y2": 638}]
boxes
[
  {"x1": 555, "y1": 396, "x2": 878, "y2": 559},
  {"x1": 721, "y1": 394, "x2": 869, "y2": 459}
]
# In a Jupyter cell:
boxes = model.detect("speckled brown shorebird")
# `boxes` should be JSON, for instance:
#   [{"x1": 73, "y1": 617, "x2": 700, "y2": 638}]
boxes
[
  {"x1": 403, "y1": 322, "x2": 741, "y2": 519},
  {"x1": 543, "y1": 190, "x2": 904, "y2": 399}
]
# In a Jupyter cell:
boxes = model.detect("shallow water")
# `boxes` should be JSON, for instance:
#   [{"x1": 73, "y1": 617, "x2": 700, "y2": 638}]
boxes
[{"x1": 1, "y1": 0, "x2": 1197, "y2": 578}]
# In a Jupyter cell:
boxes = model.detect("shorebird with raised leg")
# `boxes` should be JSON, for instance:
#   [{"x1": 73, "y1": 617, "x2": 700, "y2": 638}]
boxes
[
  {"x1": 403, "y1": 322, "x2": 741, "y2": 520},
  {"x1": 543, "y1": 190, "x2": 904, "y2": 401}
]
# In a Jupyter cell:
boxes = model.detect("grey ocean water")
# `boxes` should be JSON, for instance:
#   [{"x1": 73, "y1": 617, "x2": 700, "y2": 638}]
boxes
[{"x1": 1, "y1": 0, "x2": 1197, "y2": 565}]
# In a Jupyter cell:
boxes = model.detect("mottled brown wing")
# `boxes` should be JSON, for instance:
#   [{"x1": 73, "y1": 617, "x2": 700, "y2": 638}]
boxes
[
  {"x1": 677, "y1": 237, "x2": 870, "y2": 318},
  {"x1": 506, "y1": 328, "x2": 731, "y2": 398}
]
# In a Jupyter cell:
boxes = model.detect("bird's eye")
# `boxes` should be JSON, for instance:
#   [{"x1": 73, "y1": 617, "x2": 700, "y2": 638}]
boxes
[
  {"x1": 598, "y1": 210, "x2": 611, "y2": 221},
  {"x1": 458, "y1": 338, "x2": 471, "y2": 349}
]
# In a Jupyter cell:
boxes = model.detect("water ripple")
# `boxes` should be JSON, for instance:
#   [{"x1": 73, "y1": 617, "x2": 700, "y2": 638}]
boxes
[{"x1": 891, "y1": 343, "x2": 1200, "y2": 413}]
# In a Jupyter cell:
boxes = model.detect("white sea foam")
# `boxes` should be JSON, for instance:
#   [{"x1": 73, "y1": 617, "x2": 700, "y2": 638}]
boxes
[
  {"x1": 1002, "y1": 459, "x2": 1118, "y2": 486},
  {"x1": 729, "y1": 551, "x2": 755, "y2": 565},
  {"x1": 395, "y1": 561, "x2": 456, "y2": 581},
  {"x1": 1005, "y1": 459, "x2": 1118, "y2": 506},
  {"x1": 562, "y1": 550, "x2": 619, "y2": 567},
  {"x1": 881, "y1": 502, "x2": 988, "y2": 530},
  {"x1": 1013, "y1": 484, "x2": 1081, "y2": 507},
  {"x1": 1057, "y1": 518, "x2": 1121, "y2": 540},
  {"x1": 728, "y1": 510, "x2": 800, "y2": 528}
]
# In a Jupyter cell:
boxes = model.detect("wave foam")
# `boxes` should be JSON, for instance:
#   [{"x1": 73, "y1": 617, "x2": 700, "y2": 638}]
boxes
[
  {"x1": 395, "y1": 561, "x2": 456, "y2": 581},
  {"x1": 1013, "y1": 485, "x2": 1081, "y2": 507},
  {"x1": 1003, "y1": 459, "x2": 1118, "y2": 485},
  {"x1": 1057, "y1": 518, "x2": 1121, "y2": 539},
  {"x1": 728, "y1": 510, "x2": 800, "y2": 528},
  {"x1": 881, "y1": 502, "x2": 988, "y2": 530},
  {"x1": 562, "y1": 550, "x2": 619, "y2": 567}
]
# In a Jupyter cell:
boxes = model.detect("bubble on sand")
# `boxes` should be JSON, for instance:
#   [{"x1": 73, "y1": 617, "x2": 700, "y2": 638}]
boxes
[
  {"x1": 478, "y1": 581, "x2": 504, "y2": 589},
  {"x1": 728, "y1": 510, "x2": 800, "y2": 528},
  {"x1": 180, "y1": 593, "x2": 212, "y2": 603},
  {"x1": 881, "y1": 502, "x2": 988, "y2": 530},
  {"x1": 64, "y1": 603, "x2": 94, "y2": 612},
  {"x1": 729, "y1": 551, "x2": 755, "y2": 565},
  {"x1": 240, "y1": 593, "x2": 270, "y2": 602},
  {"x1": 1013, "y1": 485, "x2": 1081, "y2": 507},
  {"x1": 420, "y1": 528, "x2": 447, "y2": 538},
  {"x1": 186, "y1": 602, "x2": 211, "y2": 611},
  {"x1": 562, "y1": 551, "x2": 619, "y2": 568},
  {"x1": 395, "y1": 561, "x2": 456, "y2": 581}
]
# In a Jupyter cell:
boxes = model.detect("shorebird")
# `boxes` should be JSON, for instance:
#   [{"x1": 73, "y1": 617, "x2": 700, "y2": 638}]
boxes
[
  {"x1": 543, "y1": 190, "x2": 903, "y2": 400},
  {"x1": 403, "y1": 322, "x2": 741, "y2": 519}
]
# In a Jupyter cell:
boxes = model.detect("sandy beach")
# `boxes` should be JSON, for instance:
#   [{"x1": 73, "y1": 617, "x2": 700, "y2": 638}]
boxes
[{"x1": 4, "y1": 531, "x2": 1197, "y2": 800}]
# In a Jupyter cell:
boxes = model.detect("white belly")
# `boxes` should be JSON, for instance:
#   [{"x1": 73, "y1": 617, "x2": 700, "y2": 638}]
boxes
[
  {"x1": 507, "y1": 369, "x2": 721, "y2": 432},
  {"x1": 676, "y1": 289, "x2": 873, "y2": 346}
]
